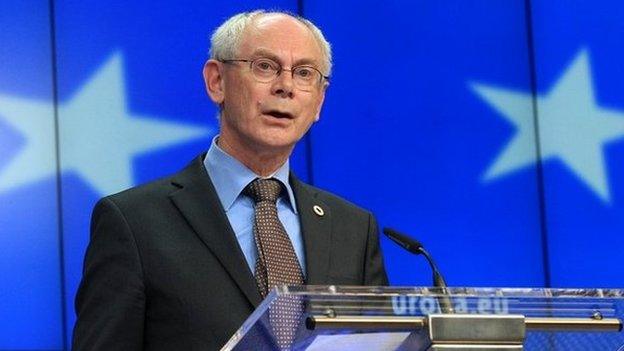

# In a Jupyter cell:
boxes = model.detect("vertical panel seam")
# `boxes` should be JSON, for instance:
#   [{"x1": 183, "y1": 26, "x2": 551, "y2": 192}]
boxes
[
  {"x1": 524, "y1": 0, "x2": 551, "y2": 288},
  {"x1": 296, "y1": 0, "x2": 315, "y2": 186},
  {"x1": 48, "y1": 0, "x2": 68, "y2": 348},
  {"x1": 304, "y1": 133, "x2": 315, "y2": 185}
]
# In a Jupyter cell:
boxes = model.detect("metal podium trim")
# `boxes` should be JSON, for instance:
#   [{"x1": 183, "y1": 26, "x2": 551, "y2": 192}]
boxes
[{"x1": 307, "y1": 314, "x2": 623, "y2": 332}]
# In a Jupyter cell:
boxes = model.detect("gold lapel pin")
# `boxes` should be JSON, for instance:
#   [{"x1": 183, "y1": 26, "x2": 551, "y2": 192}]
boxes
[{"x1": 313, "y1": 205, "x2": 324, "y2": 217}]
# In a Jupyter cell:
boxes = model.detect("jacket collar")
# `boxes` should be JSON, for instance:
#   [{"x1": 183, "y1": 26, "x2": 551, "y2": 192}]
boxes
[
  {"x1": 168, "y1": 155, "x2": 334, "y2": 307},
  {"x1": 289, "y1": 174, "x2": 332, "y2": 285},
  {"x1": 169, "y1": 155, "x2": 263, "y2": 307}
]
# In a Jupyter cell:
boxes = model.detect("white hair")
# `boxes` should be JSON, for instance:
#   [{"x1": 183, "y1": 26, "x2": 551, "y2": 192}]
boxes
[{"x1": 209, "y1": 10, "x2": 333, "y2": 75}]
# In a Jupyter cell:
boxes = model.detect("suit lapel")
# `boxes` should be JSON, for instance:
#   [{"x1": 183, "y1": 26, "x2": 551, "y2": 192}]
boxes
[
  {"x1": 169, "y1": 156, "x2": 262, "y2": 307},
  {"x1": 290, "y1": 174, "x2": 332, "y2": 285}
]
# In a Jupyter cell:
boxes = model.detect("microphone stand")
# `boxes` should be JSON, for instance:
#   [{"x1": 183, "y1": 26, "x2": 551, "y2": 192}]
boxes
[{"x1": 383, "y1": 228, "x2": 454, "y2": 313}]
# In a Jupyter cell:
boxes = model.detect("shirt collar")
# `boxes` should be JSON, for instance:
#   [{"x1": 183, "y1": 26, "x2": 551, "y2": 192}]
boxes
[{"x1": 203, "y1": 136, "x2": 298, "y2": 213}]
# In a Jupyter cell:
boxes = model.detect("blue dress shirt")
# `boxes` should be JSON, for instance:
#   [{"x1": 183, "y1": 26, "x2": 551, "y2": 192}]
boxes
[{"x1": 203, "y1": 137, "x2": 306, "y2": 277}]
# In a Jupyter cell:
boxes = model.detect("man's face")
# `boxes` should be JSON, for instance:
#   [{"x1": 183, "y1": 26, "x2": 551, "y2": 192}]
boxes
[{"x1": 206, "y1": 14, "x2": 328, "y2": 156}]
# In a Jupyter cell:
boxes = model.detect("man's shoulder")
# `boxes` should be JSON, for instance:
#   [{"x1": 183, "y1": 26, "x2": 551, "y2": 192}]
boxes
[
  {"x1": 99, "y1": 155, "x2": 204, "y2": 210},
  {"x1": 106, "y1": 174, "x2": 174, "y2": 204}
]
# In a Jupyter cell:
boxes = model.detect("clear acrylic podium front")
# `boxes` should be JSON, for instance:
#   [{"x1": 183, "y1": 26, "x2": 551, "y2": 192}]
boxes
[{"x1": 222, "y1": 286, "x2": 624, "y2": 351}]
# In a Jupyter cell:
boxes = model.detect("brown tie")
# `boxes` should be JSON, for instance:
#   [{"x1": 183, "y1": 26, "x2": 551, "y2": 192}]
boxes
[{"x1": 245, "y1": 178, "x2": 304, "y2": 350}]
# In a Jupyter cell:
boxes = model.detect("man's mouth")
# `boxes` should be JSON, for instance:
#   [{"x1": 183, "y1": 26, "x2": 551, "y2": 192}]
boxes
[{"x1": 263, "y1": 110, "x2": 294, "y2": 119}]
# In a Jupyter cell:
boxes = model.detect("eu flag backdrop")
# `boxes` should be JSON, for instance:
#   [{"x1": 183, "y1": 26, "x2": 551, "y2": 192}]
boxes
[{"x1": 1, "y1": 1, "x2": 623, "y2": 349}]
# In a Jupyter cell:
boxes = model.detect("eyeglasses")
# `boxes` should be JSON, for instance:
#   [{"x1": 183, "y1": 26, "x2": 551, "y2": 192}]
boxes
[{"x1": 220, "y1": 57, "x2": 329, "y2": 91}]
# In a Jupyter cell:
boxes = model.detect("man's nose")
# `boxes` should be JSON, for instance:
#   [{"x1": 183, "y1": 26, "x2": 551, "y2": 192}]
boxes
[{"x1": 271, "y1": 69, "x2": 295, "y2": 98}]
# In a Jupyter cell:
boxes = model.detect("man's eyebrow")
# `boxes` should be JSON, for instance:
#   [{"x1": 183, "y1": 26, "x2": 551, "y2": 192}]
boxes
[{"x1": 251, "y1": 48, "x2": 321, "y2": 68}]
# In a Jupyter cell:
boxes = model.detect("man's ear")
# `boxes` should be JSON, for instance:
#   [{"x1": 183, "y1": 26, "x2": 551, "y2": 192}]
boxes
[
  {"x1": 314, "y1": 82, "x2": 329, "y2": 122},
  {"x1": 203, "y1": 59, "x2": 225, "y2": 104}
]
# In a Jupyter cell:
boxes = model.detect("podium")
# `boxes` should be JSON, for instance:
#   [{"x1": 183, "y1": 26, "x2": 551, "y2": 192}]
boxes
[{"x1": 222, "y1": 286, "x2": 624, "y2": 350}]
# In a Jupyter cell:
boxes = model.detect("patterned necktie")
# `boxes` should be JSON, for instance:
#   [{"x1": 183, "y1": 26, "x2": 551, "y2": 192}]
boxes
[{"x1": 245, "y1": 178, "x2": 304, "y2": 350}]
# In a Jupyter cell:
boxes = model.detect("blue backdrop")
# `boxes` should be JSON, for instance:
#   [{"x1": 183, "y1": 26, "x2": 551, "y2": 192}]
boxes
[{"x1": 1, "y1": 0, "x2": 623, "y2": 349}]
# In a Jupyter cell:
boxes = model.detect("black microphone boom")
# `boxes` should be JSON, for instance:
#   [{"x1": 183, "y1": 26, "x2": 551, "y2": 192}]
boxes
[
  {"x1": 383, "y1": 227, "x2": 424, "y2": 254},
  {"x1": 382, "y1": 227, "x2": 453, "y2": 313},
  {"x1": 383, "y1": 227, "x2": 447, "y2": 287}
]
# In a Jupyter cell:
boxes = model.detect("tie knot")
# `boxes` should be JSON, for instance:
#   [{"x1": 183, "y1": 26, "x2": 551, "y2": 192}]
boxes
[{"x1": 244, "y1": 178, "x2": 283, "y2": 203}]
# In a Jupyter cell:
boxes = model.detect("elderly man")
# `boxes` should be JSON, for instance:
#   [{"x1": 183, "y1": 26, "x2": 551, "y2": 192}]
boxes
[{"x1": 73, "y1": 10, "x2": 387, "y2": 350}]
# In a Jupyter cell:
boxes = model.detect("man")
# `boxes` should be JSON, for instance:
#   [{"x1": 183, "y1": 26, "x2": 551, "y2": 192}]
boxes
[{"x1": 73, "y1": 10, "x2": 387, "y2": 350}]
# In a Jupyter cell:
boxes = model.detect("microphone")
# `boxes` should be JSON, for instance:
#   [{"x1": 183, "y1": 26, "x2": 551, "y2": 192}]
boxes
[{"x1": 383, "y1": 227, "x2": 453, "y2": 313}]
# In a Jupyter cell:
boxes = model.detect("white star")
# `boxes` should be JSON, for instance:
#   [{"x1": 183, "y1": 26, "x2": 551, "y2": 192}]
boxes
[
  {"x1": 471, "y1": 49, "x2": 624, "y2": 203},
  {"x1": 0, "y1": 52, "x2": 211, "y2": 195}
]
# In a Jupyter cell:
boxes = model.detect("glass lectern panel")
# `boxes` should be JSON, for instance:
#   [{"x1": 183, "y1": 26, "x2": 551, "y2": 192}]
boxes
[{"x1": 222, "y1": 286, "x2": 624, "y2": 351}]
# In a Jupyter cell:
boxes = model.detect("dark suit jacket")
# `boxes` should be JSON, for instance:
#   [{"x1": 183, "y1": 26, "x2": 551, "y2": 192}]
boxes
[{"x1": 72, "y1": 155, "x2": 388, "y2": 350}]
